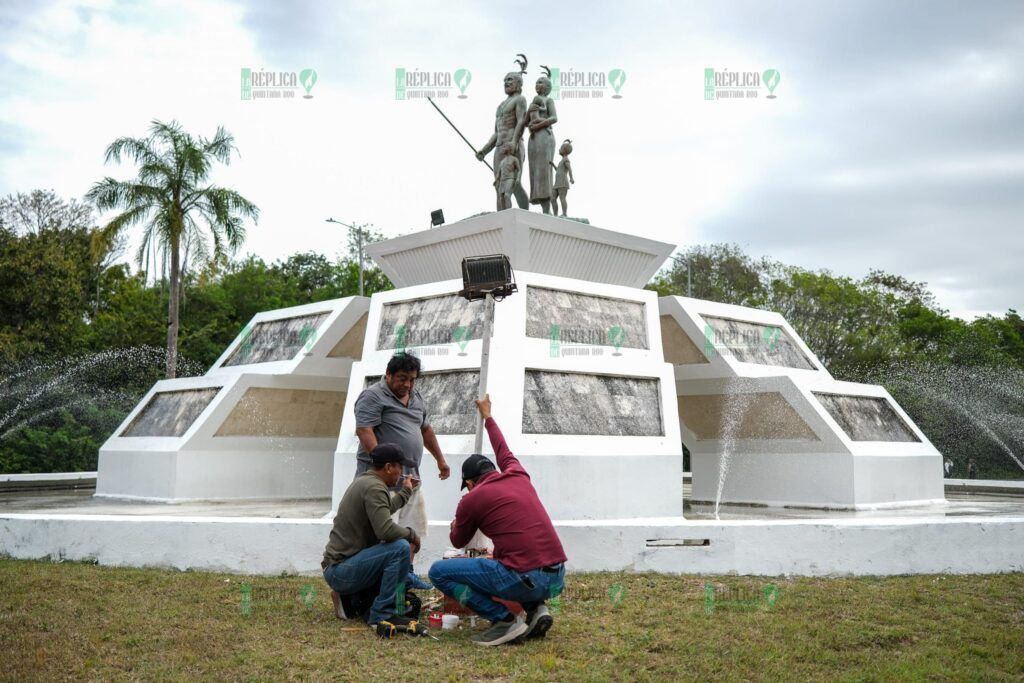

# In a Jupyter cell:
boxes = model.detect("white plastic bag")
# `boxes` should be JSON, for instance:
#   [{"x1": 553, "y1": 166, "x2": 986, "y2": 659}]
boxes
[{"x1": 393, "y1": 486, "x2": 428, "y2": 539}]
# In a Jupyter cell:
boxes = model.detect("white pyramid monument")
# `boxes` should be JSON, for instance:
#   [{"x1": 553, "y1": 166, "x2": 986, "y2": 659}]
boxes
[{"x1": 98, "y1": 209, "x2": 943, "y2": 513}]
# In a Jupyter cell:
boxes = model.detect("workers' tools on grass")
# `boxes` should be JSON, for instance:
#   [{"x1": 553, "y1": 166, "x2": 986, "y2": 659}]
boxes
[{"x1": 374, "y1": 619, "x2": 437, "y2": 640}]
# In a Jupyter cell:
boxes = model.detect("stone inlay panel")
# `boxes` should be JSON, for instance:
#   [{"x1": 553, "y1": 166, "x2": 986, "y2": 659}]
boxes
[
  {"x1": 813, "y1": 393, "x2": 920, "y2": 442},
  {"x1": 223, "y1": 312, "x2": 329, "y2": 366},
  {"x1": 121, "y1": 388, "x2": 221, "y2": 437},
  {"x1": 522, "y1": 370, "x2": 663, "y2": 436},
  {"x1": 701, "y1": 315, "x2": 816, "y2": 370},
  {"x1": 526, "y1": 286, "x2": 649, "y2": 350},
  {"x1": 377, "y1": 294, "x2": 484, "y2": 351}
]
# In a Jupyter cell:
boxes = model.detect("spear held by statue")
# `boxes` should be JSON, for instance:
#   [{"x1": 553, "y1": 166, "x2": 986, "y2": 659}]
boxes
[{"x1": 426, "y1": 96, "x2": 493, "y2": 172}]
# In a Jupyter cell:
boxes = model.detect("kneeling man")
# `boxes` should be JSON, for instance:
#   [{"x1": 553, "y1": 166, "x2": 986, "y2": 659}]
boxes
[
  {"x1": 429, "y1": 394, "x2": 567, "y2": 646},
  {"x1": 322, "y1": 443, "x2": 421, "y2": 629}
]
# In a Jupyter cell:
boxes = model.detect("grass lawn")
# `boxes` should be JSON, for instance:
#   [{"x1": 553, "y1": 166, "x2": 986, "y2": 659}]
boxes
[{"x1": 1, "y1": 559, "x2": 1022, "y2": 681}]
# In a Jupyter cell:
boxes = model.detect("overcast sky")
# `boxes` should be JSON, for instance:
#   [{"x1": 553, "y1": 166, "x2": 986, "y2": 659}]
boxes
[{"x1": 1, "y1": 0, "x2": 1021, "y2": 319}]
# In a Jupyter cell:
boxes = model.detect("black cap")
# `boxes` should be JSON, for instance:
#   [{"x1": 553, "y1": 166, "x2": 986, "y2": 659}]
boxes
[
  {"x1": 370, "y1": 443, "x2": 416, "y2": 468},
  {"x1": 461, "y1": 454, "x2": 496, "y2": 490}
]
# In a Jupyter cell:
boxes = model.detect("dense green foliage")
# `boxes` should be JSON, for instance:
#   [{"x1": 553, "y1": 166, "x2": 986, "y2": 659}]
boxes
[{"x1": 0, "y1": 190, "x2": 391, "y2": 473}]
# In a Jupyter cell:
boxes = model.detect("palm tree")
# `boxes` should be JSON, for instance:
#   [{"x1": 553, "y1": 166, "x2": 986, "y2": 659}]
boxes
[{"x1": 87, "y1": 120, "x2": 259, "y2": 378}]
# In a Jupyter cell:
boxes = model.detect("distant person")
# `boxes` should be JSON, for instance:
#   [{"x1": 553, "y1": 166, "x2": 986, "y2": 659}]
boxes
[
  {"x1": 429, "y1": 393, "x2": 567, "y2": 647},
  {"x1": 967, "y1": 458, "x2": 978, "y2": 479},
  {"x1": 944, "y1": 458, "x2": 953, "y2": 478}
]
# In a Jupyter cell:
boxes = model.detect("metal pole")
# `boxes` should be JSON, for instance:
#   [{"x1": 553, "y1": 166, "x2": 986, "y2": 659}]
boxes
[
  {"x1": 473, "y1": 292, "x2": 495, "y2": 453},
  {"x1": 356, "y1": 224, "x2": 365, "y2": 297},
  {"x1": 427, "y1": 96, "x2": 494, "y2": 173}
]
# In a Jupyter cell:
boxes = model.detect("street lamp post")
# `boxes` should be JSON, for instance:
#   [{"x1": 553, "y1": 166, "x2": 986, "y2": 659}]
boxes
[
  {"x1": 668, "y1": 253, "x2": 693, "y2": 298},
  {"x1": 326, "y1": 218, "x2": 368, "y2": 297}
]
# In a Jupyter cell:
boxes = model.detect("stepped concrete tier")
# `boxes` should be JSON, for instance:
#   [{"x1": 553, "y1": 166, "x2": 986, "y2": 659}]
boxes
[
  {"x1": 96, "y1": 299, "x2": 368, "y2": 501},
  {"x1": 365, "y1": 208, "x2": 675, "y2": 288},
  {"x1": 659, "y1": 298, "x2": 944, "y2": 508}
]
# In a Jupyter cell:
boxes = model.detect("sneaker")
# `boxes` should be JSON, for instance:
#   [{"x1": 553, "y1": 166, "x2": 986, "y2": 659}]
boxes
[
  {"x1": 525, "y1": 604, "x2": 553, "y2": 639},
  {"x1": 330, "y1": 590, "x2": 354, "y2": 620},
  {"x1": 470, "y1": 615, "x2": 529, "y2": 646}
]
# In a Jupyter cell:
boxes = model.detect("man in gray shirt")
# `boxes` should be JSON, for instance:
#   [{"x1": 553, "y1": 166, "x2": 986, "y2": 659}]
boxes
[{"x1": 353, "y1": 352, "x2": 450, "y2": 485}]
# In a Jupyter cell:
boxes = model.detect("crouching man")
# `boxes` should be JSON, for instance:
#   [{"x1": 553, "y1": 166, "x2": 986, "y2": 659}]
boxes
[
  {"x1": 428, "y1": 394, "x2": 567, "y2": 646},
  {"x1": 321, "y1": 443, "x2": 421, "y2": 630}
]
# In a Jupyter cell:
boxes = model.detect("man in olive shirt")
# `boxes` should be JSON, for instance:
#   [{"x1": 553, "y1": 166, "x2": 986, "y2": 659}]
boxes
[{"x1": 322, "y1": 443, "x2": 422, "y2": 627}]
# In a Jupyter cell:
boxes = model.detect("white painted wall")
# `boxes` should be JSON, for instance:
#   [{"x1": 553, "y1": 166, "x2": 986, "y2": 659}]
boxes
[
  {"x1": 96, "y1": 298, "x2": 369, "y2": 502},
  {"x1": 660, "y1": 296, "x2": 945, "y2": 508},
  {"x1": 3, "y1": 513, "x2": 1021, "y2": 577}
]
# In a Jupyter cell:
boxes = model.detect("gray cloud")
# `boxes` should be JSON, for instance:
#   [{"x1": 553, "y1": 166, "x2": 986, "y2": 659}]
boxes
[{"x1": 686, "y1": 0, "x2": 1024, "y2": 316}]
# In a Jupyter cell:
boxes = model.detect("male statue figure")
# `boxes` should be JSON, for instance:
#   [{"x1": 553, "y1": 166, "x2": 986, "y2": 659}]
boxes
[{"x1": 476, "y1": 72, "x2": 529, "y2": 210}]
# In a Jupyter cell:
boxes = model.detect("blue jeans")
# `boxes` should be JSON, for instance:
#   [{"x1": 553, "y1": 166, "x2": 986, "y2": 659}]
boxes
[
  {"x1": 322, "y1": 539, "x2": 410, "y2": 623},
  {"x1": 428, "y1": 558, "x2": 565, "y2": 622}
]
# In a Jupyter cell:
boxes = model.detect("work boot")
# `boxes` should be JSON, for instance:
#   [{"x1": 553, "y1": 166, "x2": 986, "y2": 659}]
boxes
[
  {"x1": 330, "y1": 590, "x2": 354, "y2": 620},
  {"x1": 525, "y1": 604, "x2": 553, "y2": 639},
  {"x1": 470, "y1": 614, "x2": 529, "y2": 646}
]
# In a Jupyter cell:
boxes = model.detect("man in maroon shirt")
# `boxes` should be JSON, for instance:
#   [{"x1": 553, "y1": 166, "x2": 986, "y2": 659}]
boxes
[{"x1": 428, "y1": 394, "x2": 567, "y2": 647}]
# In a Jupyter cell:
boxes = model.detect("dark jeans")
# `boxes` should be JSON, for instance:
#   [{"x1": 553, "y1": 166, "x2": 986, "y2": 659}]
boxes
[
  {"x1": 428, "y1": 557, "x2": 565, "y2": 622},
  {"x1": 322, "y1": 539, "x2": 410, "y2": 623}
]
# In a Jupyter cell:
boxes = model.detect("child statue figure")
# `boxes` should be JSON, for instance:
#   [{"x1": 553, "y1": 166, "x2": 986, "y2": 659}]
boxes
[
  {"x1": 494, "y1": 142, "x2": 522, "y2": 211},
  {"x1": 550, "y1": 139, "x2": 575, "y2": 217}
]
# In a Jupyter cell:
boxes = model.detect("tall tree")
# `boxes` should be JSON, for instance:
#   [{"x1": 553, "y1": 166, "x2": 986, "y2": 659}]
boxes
[
  {"x1": 0, "y1": 189, "x2": 93, "y2": 235},
  {"x1": 86, "y1": 120, "x2": 259, "y2": 378}
]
